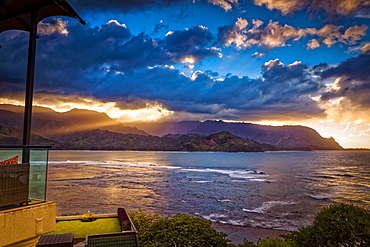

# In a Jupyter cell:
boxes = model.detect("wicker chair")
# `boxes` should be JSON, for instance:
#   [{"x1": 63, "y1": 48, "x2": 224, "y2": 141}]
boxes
[
  {"x1": 0, "y1": 163, "x2": 30, "y2": 207},
  {"x1": 86, "y1": 232, "x2": 139, "y2": 247}
]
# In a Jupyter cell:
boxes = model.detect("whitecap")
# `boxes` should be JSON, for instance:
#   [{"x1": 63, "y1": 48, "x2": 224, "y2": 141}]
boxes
[
  {"x1": 243, "y1": 200, "x2": 297, "y2": 214},
  {"x1": 310, "y1": 193, "x2": 336, "y2": 200},
  {"x1": 217, "y1": 199, "x2": 232, "y2": 202}
]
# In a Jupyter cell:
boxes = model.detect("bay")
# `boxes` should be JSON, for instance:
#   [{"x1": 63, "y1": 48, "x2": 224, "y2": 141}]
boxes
[{"x1": 47, "y1": 150, "x2": 370, "y2": 231}]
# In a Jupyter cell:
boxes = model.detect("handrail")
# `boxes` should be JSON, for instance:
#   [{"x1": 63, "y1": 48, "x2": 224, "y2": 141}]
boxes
[{"x1": 0, "y1": 145, "x2": 52, "y2": 148}]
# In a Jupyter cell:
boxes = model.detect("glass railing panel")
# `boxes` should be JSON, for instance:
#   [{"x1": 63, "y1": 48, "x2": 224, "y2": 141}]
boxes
[
  {"x1": 0, "y1": 146, "x2": 50, "y2": 208},
  {"x1": 29, "y1": 147, "x2": 49, "y2": 202}
]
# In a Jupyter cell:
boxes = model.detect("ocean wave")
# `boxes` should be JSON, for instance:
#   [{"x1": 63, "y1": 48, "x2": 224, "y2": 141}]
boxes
[
  {"x1": 180, "y1": 168, "x2": 268, "y2": 180},
  {"x1": 243, "y1": 200, "x2": 297, "y2": 214},
  {"x1": 217, "y1": 199, "x2": 232, "y2": 202},
  {"x1": 50, "y1": 160, "x2": 268, "y2": 181},
  {"x1": 49, "y1": 160, "x2": 181, "y2": 169},
  {"x1": 309, "y1": 193, "x2": 336, "y2": 200},
  {"x1": 202, "y1": 213, "x2": 298, "y2": 231}
]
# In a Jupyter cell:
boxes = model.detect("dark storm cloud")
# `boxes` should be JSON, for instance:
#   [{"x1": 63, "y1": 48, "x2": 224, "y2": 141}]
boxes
[
  {"x1": 91, "y1": 59, "x2": 325, "y2": 120},
  {"x1": 153, "y1": 21, "x2": 169, "y2": 34},
  {"x1": 0, "y1": 19, "x2": 217, "y2": 98},
  {"x1": 0, "y1": 15, "x2": 326, "y2": 121},
  {"x1": 69, "y1": 0, "x2": 190, "y2": 13},
  {"x1": 162, "y1": 26, "x2": 219, "y2": 62},
  {"x1": 320, "y1": 52, "x2": 370, "y2": 107}
]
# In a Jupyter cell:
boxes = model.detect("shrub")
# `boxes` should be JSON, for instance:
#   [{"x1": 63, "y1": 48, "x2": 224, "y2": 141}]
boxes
[
  {"x1": 284, "y1": 203, "x2": 370, "y2": 246},
  {"x1": 129, "y1": 211, "x2": 229, "y2": 247},
  {"x1": 81, "y1": 212, "x2": 95, "y2": 222},
  {"x1": 255, "y1": 238, "x2": 293, "y2": 247}
]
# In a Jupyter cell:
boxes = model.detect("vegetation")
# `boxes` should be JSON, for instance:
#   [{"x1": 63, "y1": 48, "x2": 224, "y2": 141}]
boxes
[
  {"x1": 129, "y1": 211, "x2": 229, "y2": 247},
  {"x1": 129, "y1": 203, "x2": 370, "y2": 247},
  {"x1": 0, "y1": 124, "x2": 278, "y2": 152},
  {"x1": 284, "y1": 203, "x2": 370, "y2": 246}
]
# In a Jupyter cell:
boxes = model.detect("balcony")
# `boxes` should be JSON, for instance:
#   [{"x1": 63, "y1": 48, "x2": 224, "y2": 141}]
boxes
[{"x1": 0, "y1": 145, "x2": 56, "y2": 247}]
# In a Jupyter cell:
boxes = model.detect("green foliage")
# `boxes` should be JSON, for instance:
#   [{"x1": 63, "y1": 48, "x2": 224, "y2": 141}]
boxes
[
  {"x1": 284, "y1": 203, "x2": 370, "y2": 246},
  {"x1": 128, "y1": 209, "x2": 162, "y2": 232},
  {"x1": 129, "y1": 204, "x2": 370, "y2": 247},
  {"x1": 230, "y1": 239, "x2": 255, "y2": 247},
  {"x1": 129, "y1": 211, "x2": 229, "y2": 247},
  {"x1": 255, "y1": 238, "x2": 293, "y2": 247}
]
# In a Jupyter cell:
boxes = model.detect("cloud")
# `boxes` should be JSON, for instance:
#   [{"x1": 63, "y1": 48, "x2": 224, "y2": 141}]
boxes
[
  {"x1": 70, "y1": 0, "x2": 240, "y2": 13},
  {"x1": 218, "y1": 18, "x2": 368, "y2": 51},
  {"x1": 343, "y1": 25, "x2": 368, "y2": 44},
  {"x1": 69, "y1": 0, "x2": 190, "y2": 13},
  {"x1": 153, "y1": 20, "x2": 169, "y2": 34},
  {"x1": 309, "y1": 0, "x2": 370, "y2": 16},
  {"x1": 253, "y1": 0, "x2": 369, "y2": 16},
  {"x1": 218, "y1": 18, "x2": 307, "y2": 50},
  {"x1": 307, "y1": 39, "x2": 320, "y2": 49},
  {"x1": 38, "y1": 18, "x2": 69, "y2": 36},
  {"x1": 252, "y1": 52, "x2": 265, "y2": 58},
  {"x1": 89, "y1": 59, "x2": 325, "y2": 121},
  {"x1": 254, "y1": 0, "x2": 307, "y2": 15},
  {"x1": 0, "y1": 19, "x2": 220, "y2": 99},
  {"x1": 320, "y1": 52, "x2": 370, "y2": 109},
  {"x1": 162, "y1": 25, "x2": 219, "y2": 62},
  {"x1": 207, "y1": 0, "x2": 238, "y2": 11},
  {"x1": 362, "y1": 43, "x2": 370, "y2": 53},
  {"x1": 317, "y1": 24, "x2": 368, "y2": 47}
]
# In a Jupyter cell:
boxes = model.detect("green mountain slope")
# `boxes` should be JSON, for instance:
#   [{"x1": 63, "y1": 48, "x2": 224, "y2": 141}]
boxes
[{"x1": 0, "y1": 125, "x2": 57, "y2": 145}]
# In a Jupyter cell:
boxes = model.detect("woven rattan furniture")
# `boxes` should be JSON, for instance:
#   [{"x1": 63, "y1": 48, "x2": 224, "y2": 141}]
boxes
[
  {"x1": 0, "y1": 163, "x2": 30, "y2": 207},
  {"x1": 86, "y1": 232, "x2": 139, "y2": 247},
  {"x1": 36, "y1": 233, "x2": 74, "y2": 247}
]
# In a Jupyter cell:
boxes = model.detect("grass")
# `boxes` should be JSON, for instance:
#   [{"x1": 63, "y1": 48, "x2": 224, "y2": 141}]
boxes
[{"x1": 45, "y1": 218, "x2": 121, "y2": 238}]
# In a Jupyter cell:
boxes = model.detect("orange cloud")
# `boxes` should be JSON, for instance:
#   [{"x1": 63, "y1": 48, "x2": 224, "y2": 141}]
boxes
[
  {"x1": 207, "y1": 0, "x2": 238, "y2": 11},
  {"x1": 253, "y1": 0, "x2": 368, "y2": 16},
  {"x1": 219, "y1": 18, "x2": 368, "y2": 51},
  {"x1": 307, "y1": 39, "x2": 320, "y2": 49},
  {"x1": 254, "y1": 0, "x2": 306, "y2": 15},
  {"x1": 361, "y1": 43, "x2": 370, "y2": 53},
  {"x1": 38, "y1": 18, "x2": 68, "y2": 36}
]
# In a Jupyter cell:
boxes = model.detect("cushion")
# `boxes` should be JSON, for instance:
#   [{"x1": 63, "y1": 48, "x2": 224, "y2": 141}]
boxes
[{"x1": 0, "y1": 156, "x2": 19, "y2": 165}]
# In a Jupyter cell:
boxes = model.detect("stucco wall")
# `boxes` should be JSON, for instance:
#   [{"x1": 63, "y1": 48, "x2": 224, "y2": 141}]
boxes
[{"x1": 0, "y1": 201, "x2": 56, "y2": 247}]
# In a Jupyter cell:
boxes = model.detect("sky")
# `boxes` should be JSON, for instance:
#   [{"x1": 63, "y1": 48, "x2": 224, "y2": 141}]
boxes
[{"x1": 0, "y1": 0, "x2": 370, "y2": 148}]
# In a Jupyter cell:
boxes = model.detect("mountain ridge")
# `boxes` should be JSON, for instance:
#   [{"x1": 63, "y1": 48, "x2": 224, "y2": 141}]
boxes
[
  {"x1": 0, "y1": 104, "x2": 343, "y2": 150},
  {"x1": 0, "y1": 104, "x2": 149, "y2": 136}
]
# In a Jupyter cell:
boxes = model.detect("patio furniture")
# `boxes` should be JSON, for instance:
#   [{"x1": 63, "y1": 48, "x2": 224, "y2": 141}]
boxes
[
  {"x1": 36, "y1": 233, "x2": 74, "y2": 247},
  {"x1": 86, "y1": 232, "x2": 139, "y2": 247},
  {"x1": 0, "y1": 163, "x2": 30, "y2": 207}
]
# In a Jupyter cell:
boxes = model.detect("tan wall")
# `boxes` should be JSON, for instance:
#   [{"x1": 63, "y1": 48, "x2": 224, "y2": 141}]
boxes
[{"x1": 0, "y1": 201, "x2": 56, "y2": 247}]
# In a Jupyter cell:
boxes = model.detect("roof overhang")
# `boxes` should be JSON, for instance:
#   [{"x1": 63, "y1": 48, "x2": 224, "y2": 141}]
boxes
[{"x1": 0, "y1": 0, "x2": 85, "y2": 33}]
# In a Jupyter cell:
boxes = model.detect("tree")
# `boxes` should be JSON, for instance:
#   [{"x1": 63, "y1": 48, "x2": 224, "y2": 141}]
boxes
[
  {"x1": 129, "y1": 211, "x2": 229, "y2": 247},
  {"x1": 284, "y1": 203, "x2": 370, "y2": 246}
]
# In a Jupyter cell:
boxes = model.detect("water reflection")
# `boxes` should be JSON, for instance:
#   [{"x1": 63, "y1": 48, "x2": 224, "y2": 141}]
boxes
[
  {"x1": 47, "y1": 161, "x2": 170, "y2": 215},
  {"x1": 47, "y1": 150, "x2": 370, "y2": 230}
]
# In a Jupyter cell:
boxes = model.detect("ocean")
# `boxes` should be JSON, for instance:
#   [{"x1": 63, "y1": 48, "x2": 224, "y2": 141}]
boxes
[{"x1": 47, "y1": 150, "x2": 370, "y2": 231}]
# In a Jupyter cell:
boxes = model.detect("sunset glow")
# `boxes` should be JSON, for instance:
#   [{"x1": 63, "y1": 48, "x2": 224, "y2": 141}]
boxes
[{"x1": 0, "y1": 0, "x2": 369, "y2": 148}]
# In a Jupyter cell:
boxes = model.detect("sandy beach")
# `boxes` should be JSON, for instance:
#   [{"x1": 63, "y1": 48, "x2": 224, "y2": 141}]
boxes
[{"x1": 212, "y1": 222, "x2": 290, "y2": 244}]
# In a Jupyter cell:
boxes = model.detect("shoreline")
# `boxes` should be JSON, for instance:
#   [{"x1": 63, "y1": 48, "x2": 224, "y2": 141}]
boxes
[{"x1": 212, "y1": 222, "x2": 291, "y2": 244}]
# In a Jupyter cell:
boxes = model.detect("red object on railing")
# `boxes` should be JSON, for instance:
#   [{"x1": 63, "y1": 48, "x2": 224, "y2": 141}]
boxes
[{"x1": 0, "y1": 156, "x2": 19, "y2": 165}]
